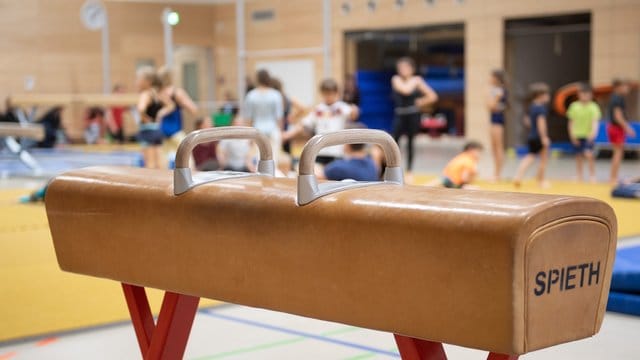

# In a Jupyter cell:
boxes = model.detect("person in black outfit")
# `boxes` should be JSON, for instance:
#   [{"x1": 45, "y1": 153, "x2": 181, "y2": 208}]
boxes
[
  {"x1": 37, "y1": 106, "x2": 64, "y2": 148},
  {"x1": 135, "y1": 66, "x2": 173, "y2": 169},
  {"x1": 391, "y1": 57, "x2": 438, "y2": 176},
  {"x1": 1, "y1": 97, "x2": 19, "y2": 123}
]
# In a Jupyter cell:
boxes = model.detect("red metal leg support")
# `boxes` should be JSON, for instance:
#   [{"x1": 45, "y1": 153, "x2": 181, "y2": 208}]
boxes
[
  {"x1": 486, "y1": 353, "x2": 519, "y2": 360},
  {"x1": 394, "y1": 334, "x2": 519, "y2": 360},
  {"x1": 122, "y1": 283, "x2": 200, "y2": 360},
  {"x1": 394, "y1": 334, "x2": 447, "y2": 360}
]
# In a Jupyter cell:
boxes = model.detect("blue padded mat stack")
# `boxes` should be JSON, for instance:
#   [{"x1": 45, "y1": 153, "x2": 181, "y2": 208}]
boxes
[
  {"x1": 607, "y1": 246, "x2": 640, "y2": 316},
  {"x1": 612, "y1": 181, "x2": 640, "y2": 199}
]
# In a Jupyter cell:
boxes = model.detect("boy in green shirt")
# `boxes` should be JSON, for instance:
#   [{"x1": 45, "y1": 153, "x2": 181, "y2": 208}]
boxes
[{"x1": 567, "y1": 83, "x2": 601, "y2": 182}]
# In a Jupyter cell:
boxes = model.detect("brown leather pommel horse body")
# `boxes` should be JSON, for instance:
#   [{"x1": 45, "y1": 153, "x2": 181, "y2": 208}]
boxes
[{"x1": 45, "y1": 128, "x2": 617, "y2": 360}]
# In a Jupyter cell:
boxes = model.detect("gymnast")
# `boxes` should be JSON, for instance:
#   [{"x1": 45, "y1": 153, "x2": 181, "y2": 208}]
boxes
[{"x1": 428, "y1": 141, "x2": 483, "y2": 189}]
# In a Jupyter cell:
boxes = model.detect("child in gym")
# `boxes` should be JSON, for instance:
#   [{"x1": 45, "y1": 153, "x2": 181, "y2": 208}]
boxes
[
  {"x1": 192, "y1": 118, "x2": 219, "y2": 171},
  {"x1": 391, "y1": 57, "x2": 438, "y2": 178},
  {"x1": 316, "y1": 123, "x2": 379, "y2": 182},
  {"x1": 217, "y1": 118, "x2": 255, "y2": 173},
  {"x1": 429, "y1": 141, "x2": 483, "y2": 189},
  {"x1": 566, "y1": 83, "x2": 601, "y2": 182},
  {"x1": 282, "y1": 78, "x2": 359, "y2": 164},
  {"x1": 514, "y1": 82, "x2": 551, "y2": 188},
  {"x1": 136, "y1": 66, "x2": 175, "y2": 169},
  {"x1": 607, "y1": 78, "x2": 636, "y2": 185},
  {"x1": 487, "y1": 69, "x2": 507, "y2": 181}
]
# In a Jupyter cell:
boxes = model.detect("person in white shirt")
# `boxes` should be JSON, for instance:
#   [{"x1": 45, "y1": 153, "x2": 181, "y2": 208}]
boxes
[
  {"x1": 217, "y1": 118, "x2": 256, "y2": 173},
  {"x1": 243, "y1": 69, "x2": 283, "y2": 163},
  {"x1": 282, "y1": 79, "x2": 359, "y2": 164}
]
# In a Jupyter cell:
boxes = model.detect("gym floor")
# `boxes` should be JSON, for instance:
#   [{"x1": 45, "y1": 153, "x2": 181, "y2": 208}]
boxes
[{"x1": 1, "y1": 136, "x2": 639, "y2": 359}]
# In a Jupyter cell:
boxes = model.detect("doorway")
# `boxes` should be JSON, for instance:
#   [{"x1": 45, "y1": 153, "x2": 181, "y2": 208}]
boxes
[
  {"x1": 173, "y1": 45, "x2": 215, "y2": 129},
  {"x1": 504, "y1": 13, "x2": 591, "y2": 147},
  {"x1": 345, "y1": 24, "x2": 465, "y2": 134}
]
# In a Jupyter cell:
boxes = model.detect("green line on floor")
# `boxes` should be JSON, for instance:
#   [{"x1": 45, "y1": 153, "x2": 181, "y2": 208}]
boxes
[
  {"x1": 191, "y1": 326, "x2": 362, "y2": 359},
  {"x1": 342, "y1": 347, "x2": 400, "y2": 360},
  {"x1": 192, "y1": 337, "x2": 306, "y2": 359}
]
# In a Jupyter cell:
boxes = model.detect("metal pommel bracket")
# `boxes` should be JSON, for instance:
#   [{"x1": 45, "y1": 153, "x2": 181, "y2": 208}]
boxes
[
  {"x1": 297, "y1": 129, "x2": 404, "y2": 205},
  {"x1": 173, "y1": 126, "x2": 274, "y2": 195}
]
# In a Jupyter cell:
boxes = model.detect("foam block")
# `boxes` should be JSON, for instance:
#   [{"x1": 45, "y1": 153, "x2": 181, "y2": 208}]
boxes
[
  {"x1": 611, "y1": 182, "x2": 640, "y2": 199},
  {"x1": 610, "y1": 246, "x2": 640, "y2": 293},
  {"x1": 607, "y1": 291, "x2": 640, "y2": 316}
]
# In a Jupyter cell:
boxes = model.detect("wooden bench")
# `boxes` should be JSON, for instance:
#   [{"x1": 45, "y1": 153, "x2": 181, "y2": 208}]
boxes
[
  {"x1": 10, "y1": 93, "x2": 139, "y2": 108},
  {"x1": 45, "y1": 128, "x2": 617, "y2": 360}
]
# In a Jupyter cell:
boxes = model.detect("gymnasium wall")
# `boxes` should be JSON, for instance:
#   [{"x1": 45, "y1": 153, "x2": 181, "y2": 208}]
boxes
[
  {"x1": 0, "y1": 1, "x2": 219, "y2": 97},
  {"x1": 214, "y1": 0, "x2": 640, "y2": 146},
  {"x1": 0, "y1": 0, "x2": 216, "y2": 137},
  {"x1": 1, "y1": 0, "x2": 639, "y2": 145}
]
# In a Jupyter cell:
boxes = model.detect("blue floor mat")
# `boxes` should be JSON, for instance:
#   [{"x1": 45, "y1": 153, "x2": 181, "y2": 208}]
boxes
[
  {"x1": 0, "y1": 148, "x2": 141, "y2": 178},
  {"x1": 607, "y1": 291, "x2": 640, "y2": 316},
  {"x1": 612, "y1": 182, "x2": 640, "y2": 199},
  {"x1": 611, "y1": 246, "x2": 640, "y2": 293}
]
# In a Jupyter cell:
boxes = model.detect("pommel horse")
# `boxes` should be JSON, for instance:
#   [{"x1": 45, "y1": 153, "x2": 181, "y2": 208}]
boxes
[{"x1": 45, "y1": 128, "x2": 617, "y2": 359}]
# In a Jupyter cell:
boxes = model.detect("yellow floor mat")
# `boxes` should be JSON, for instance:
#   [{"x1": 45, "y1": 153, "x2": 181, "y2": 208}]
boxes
[
  {"x1": 413, "y1": 175, "x2": 639, "y2": 238},
  {"x1": 0, "y1": 190, "x2": 218, "y2": 343}
]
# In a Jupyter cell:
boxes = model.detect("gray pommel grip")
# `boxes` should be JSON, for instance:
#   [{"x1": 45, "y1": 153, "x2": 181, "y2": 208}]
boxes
[
  {"x1": 173, "y1": 126, "x2": 275, "y2": 195},
  {"x1": 297, "y1": 129, "x2": 404, "y2": 205}
]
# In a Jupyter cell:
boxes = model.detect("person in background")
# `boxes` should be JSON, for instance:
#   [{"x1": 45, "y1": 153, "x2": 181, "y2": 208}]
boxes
[
  {"x1": 37, "y1": 106, "x2": 64, "y2": 148},
  {"x1": 513, "y1": 82, "x2": 552, "y2": 188},
  {"x1": 107, "y1": 84, "x2": 126, "y2": 144},
  {"x1": 607, "y1": 78, "x2": 636, "y2": 185},
  {"x1": 217, "y1": 118, "x2": 256, "y2": 173},
  {"x1": 429, "y1": 141, "x2": 483, "y2": 189},
  {"x1": 136, "y1": 66, "x2": 174, "y2": 169},
  {"x1": 84, "y1": 107, "x2": 105, "y2": 145},
  {"x1": 243, "y1": 69, "x2": 283, "y2": 163},
  {"x1": 192, "y1": 117, "x2": 219, "y2": 171},
  {"x1": 487, "y1": 69, "x2": 507, "y2": 181},
  {"x1": 220, "y1": 90, "x2": 238, "y2": 116},
  {"x1": 271, "y1": 77, "x2": 307, "y2": 155},
  {"x1": 1, "y1": 97, "x2": 19, "y2": 123},
  {"x1": 391, "y1": 57, "x2": 438, "y2": 178},
  {"x1": 19, "y1": 185, "x2": 48, "y2": 203},
  {"x1": 282, "y1": 79, "x2": 358, "y2": 164},
  {"x1": 317, "y1": 123, "x2": 378, "y2": 182},
  {"x1": 157, "y1": 66, "x2": 199, "y2": 153},
  {"x1": 342, "y1": 73, "x2": 360, "y2": 107},
  {"x1": 567, "y1": 83, "x2": 601, "y2": 183}
]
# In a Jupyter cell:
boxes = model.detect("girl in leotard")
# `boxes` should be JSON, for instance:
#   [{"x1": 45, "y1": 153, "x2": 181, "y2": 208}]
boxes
[
  {"x1": 157, "y1": 67, "x2": 199, "y2": 155},
  {"x1": 136, "y1": 66, "x2": 174, "y2": 169},
  {"x1": 391, "y1": 57, "x2": 438, "y2": 178},
  {"x1": 487, "y1": 69, "x2": 508, "y2": 181}
]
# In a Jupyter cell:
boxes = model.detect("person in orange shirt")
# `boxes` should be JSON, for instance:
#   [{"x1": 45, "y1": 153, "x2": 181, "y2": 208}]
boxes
[{"x1": 437, "y1": 141, "x2": 484, "y2": 188}]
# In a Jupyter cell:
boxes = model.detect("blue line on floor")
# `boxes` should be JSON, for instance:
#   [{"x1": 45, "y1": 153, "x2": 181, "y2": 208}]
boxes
[{"x1": 200, "y1": 309, "x2": 400, "y2": 358}]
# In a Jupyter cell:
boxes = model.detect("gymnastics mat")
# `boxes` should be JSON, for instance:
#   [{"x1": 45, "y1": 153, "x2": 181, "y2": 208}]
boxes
[
  {"x1": 605, "y1": 245, "x2": 640, "y2": 317},
  {"x1": 607, "y1": 292, "x2": 640, "y2": 317},
  {"x1": 612, "y1": 182, "x2": 640, "y2": 199},
  {"x1": 610, "y1": 245, "x2": 640, "y2": 293}
]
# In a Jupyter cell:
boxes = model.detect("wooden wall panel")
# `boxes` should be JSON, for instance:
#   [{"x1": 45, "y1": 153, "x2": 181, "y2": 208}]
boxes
[{"x1": 0, "y1": 0, "x2": 216, "y2": 138}]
